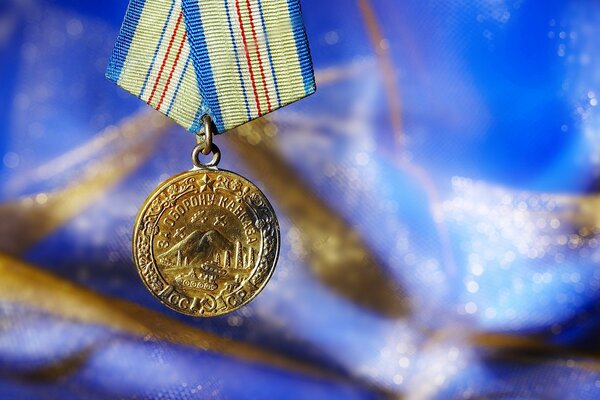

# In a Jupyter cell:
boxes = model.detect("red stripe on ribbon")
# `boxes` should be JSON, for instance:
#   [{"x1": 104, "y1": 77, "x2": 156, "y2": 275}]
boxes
[
  {"x1": 157, "y1": 31, "x2": 187, "y2": 110},
  {"x1": 245, "y1": 0, "x2": 272, "y2": 113},
  {"x1": 235, "y1": 0, "x2": 262, "y2": 115},
  {"x1": 147, "y1": 11, "x2": 184, "y2": 106}
]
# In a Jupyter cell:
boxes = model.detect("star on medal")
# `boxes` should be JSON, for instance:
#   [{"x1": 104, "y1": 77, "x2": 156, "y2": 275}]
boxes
[{"x1": 199, "y1": 174, "x2": 214, "y2": 192}]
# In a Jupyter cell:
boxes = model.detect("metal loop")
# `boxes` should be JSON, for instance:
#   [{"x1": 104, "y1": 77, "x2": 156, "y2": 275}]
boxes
[
  {"x1": 192, "y1": 142, "x2": 221, "y2": 169},
  {"x1": 198, "y1": 115, "x2": 214, "y2": 155}
]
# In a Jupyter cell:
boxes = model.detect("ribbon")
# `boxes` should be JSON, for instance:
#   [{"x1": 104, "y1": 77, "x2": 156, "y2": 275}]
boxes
[{"x1": 106, "y1": 0, "x2": 315, "y2": 134}]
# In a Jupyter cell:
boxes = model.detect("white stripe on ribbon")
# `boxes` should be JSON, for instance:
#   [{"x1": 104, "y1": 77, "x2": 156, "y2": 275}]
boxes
[{"x1": 141, "y1": 10, "x2": 183, "y2": 101}]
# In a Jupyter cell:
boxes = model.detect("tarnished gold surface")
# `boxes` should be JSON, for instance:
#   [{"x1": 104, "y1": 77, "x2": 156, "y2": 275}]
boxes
[{"x1": 133, "y1": 169, "x2": 280, "y2": 316}]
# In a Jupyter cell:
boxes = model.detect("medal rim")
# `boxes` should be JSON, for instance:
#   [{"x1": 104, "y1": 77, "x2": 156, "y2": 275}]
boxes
[{"x1": 132, "y1": 167, "x2": 281, "y2": 317}]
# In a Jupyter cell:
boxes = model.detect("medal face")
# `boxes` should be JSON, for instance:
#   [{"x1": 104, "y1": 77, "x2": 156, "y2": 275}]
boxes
[{"x1": 132, "y1": 168, "x2": 280, "y2": 317}]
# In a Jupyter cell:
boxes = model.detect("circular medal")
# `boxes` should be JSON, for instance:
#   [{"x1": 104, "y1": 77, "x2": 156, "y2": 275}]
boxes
[{"x1": 132, "y1": 152, "x2": 280, "y2": 317}]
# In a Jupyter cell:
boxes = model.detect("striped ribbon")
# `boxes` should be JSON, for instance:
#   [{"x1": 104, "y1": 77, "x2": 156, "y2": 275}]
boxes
[{"x1": 107, "y1": 0, "x2": 315, "y2": 134}]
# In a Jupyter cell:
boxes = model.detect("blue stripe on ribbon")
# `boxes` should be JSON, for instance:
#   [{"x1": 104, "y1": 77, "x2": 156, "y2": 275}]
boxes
[
  {"x1": 257, "y1": 0, "x2": 282, "y2": 108},
  {"x1": 224, "y1": 0, "x2": 251, "y2": 121},
  {"x1": 287, "y1": 0, "x2": 315, "y2": 96},
  {"x1": 106, "y1": 0, "x2": 147, "y2": 82},
  {"x1": 167, "y1": 53, "x2": 192, "y2": 115},
  {"x1": 182, "y1": 0, "x2": 224, "y2": 133},
  {"x1": 189, "y1": 104, "x2": 206, "y2": 133},
  {"x1": 138, "y1": 0, "x2": 177, "y2": 98}
]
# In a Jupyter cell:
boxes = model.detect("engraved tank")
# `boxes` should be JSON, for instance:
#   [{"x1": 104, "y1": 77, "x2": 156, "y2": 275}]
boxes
[{"x1": 175, "y1": 261, "x2": 227, "y2": 292}]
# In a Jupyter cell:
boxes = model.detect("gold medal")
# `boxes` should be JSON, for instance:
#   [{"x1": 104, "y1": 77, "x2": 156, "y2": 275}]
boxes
[
  {"x1": 132, "y1": 118, "x2": 280, "y2": 316},
  {"x1": 110, "y1": 0, "x2": 314, "y2": 317}
]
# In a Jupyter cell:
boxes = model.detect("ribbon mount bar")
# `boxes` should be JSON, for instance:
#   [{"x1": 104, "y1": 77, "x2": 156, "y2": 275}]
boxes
[{"x1": 107, "y1": 0, "x2": 315, "y2": 134}]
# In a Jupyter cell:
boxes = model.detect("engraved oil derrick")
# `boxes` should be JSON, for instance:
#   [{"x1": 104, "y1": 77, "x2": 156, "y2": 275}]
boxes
[
  {"x1": 235, "y1": 241, "x2": 242, "y2": 269},
  {"x1": 243, "y1": 247, "x2": 255, "y2": 269},
  {"x1": 212, "y1": 240, "x2": 254, "y2": 270},
  {"x1": 223, "y1": 249, "x2": 230, "y2": 268}
]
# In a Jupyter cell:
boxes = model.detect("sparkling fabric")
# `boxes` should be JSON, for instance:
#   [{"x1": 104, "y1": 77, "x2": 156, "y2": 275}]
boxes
[{"x1": 1, "y1": 0, "x2": 600, "y2": 399}]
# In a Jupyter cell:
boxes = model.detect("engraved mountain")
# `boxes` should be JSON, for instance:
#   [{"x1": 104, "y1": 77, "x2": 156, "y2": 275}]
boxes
[
  {"x1": 159, "y1": 229, "x2": 256, "y2": 271},
  {"x1": 160, "y1": 230, "x2": 233, "y2": 268}
]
